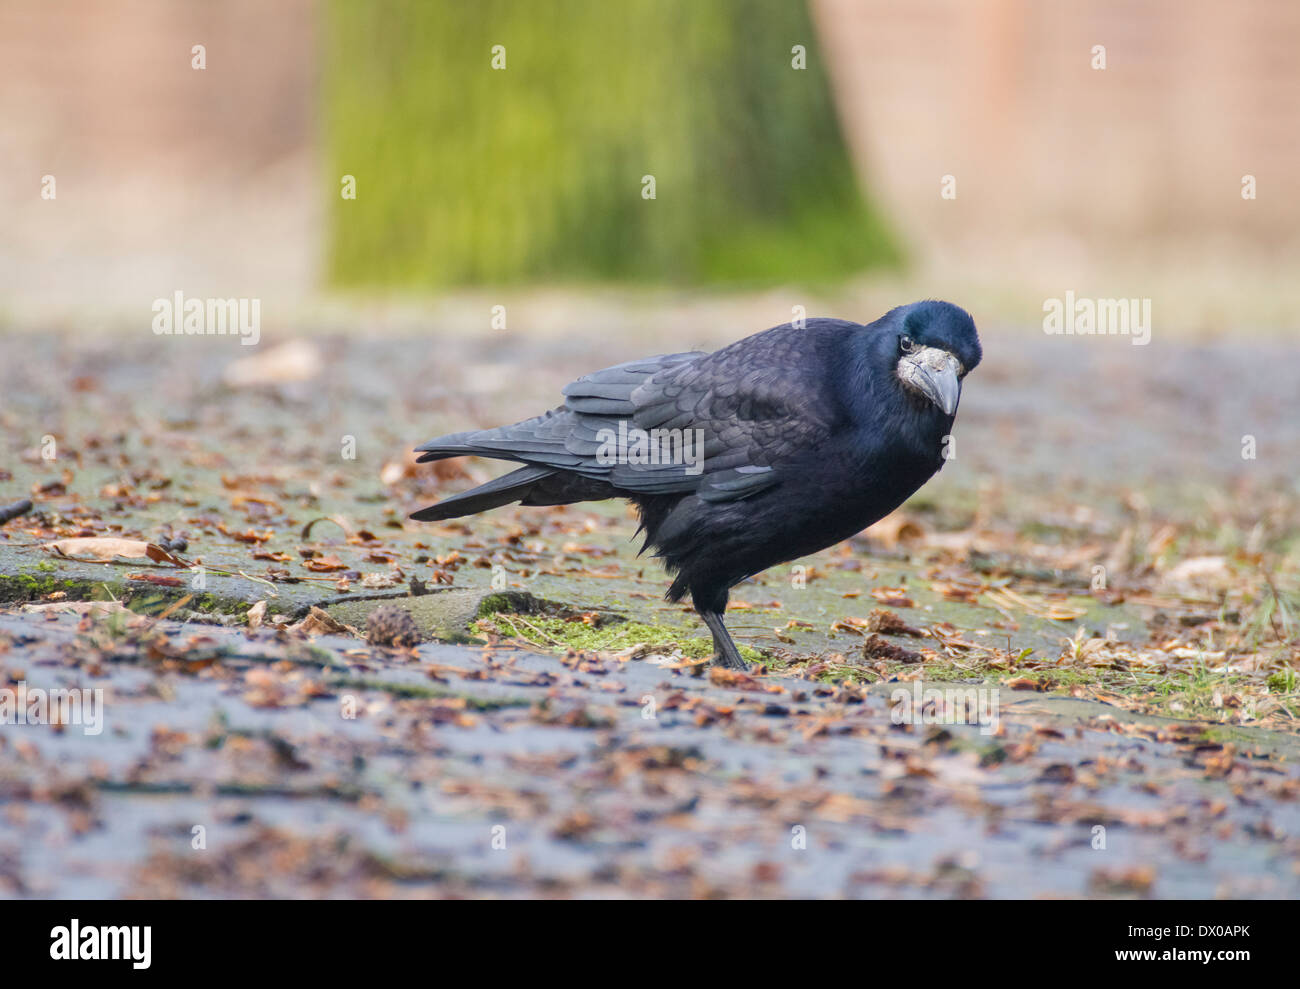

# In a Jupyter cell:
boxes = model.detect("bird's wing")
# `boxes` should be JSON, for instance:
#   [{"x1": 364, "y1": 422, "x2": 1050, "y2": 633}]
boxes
[
  {"x1": 565, "y1": 327, "x2": 839, "y2": 502},
  {"x1": 418, "y1": 352, "x2": 704, "y2": 468},
  {"x1": 560, "y1": 353, "x2": 705, "y2": 415},
  {"x1": 418, "y1": 329, "x2": 840, "y2": 504}
]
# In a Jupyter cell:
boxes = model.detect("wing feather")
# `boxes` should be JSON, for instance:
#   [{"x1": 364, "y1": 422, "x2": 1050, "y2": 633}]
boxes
[{"x1": 414, "y1": 322, "x2": 851, "y2": 504}]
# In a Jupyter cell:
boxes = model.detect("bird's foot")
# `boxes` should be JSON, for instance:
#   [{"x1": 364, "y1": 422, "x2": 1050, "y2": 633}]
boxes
[
  {"x1": 699, "y1": 609, "x2": 750, "y2": 671},
  {"x1": 710, "y1": 641, "x2": 751, "y2": 671}
]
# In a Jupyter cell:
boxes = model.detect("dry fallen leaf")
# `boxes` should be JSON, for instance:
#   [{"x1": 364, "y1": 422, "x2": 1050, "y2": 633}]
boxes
[
  {"x1": 863, "y1": 512, "x2": 924, "y2": 548},
  {"x1": 861, "y1": 634, "x2": 923, "y2": 663},
  {"x1": 865, "y1": 608, "x2": 925, "y2": 637},
  {"x1": 1005, "y1": 677, "x2": 1046, "y2": 691},
  {"x1": 290, "y1": 606, "x2": 358, "y2": 638},
  {"x1": 45, "y1": 537, "x2": 187, "y2": 567},
  {"x1": 21, "y1": 600, "x2": 133, "y2": 618},
  {"x1": 870, "y1": 586, "x2": 915, "y2": 608},
  {"x1": 931, "y1": 580, "x2": 981, "y2": 604},
  {"x1": 247, "y1": 600, "x2": 268, "y2": 630},
  {"x1": 1161, "y1": 555, "x2": 1232, "y2": 591},
  {"x1": 708, "y1": 667, "x2": 763, "y2": 690},
  {"x1": 304, "y1": 554, "x2": 348, "y2": 573}
]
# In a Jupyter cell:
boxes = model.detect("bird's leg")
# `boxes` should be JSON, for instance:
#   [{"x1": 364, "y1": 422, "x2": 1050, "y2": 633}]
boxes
[{"x1": 699, "y1": 608, "x2": 749, "y2": 671}]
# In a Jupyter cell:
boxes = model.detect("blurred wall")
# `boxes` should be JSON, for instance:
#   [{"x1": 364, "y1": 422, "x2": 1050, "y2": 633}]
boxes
[
  {"x1": 0, "y1": 0, "x2": 319, "y2": 312},
  {"x1": 814, "y1": 0, "x2": 1300, "y2": 270}
]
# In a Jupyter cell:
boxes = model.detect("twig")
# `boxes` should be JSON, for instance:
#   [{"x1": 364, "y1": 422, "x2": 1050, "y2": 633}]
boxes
[{"x1": 0, "y1": 499, "x2": 33, "y2": 525}]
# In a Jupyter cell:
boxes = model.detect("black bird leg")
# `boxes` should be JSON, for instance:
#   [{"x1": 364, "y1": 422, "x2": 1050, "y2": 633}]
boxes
[{"x1": 699, "y1": 608, "x2": 749, "y2": 670}]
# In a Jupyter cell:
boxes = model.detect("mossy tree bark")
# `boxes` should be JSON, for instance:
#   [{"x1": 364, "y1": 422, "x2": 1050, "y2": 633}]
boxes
[{"x1": 325, "y1": 0, "x2": 899, "y2": 289}]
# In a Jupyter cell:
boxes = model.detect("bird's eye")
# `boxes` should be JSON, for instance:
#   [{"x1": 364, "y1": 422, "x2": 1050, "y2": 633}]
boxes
[{"x1": 899, "y1": 335, "x2": 915, "y2": 354}]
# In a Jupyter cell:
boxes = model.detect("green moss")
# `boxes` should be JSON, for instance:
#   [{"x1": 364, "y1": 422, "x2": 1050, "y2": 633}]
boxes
[
  {"x1": 474, "y1": 591, "x2": 557, "y2": 619},
  {"x1": 0, "y1": 572, "x2": 252, "y2": 619},
  {"x1": 1268, "y1": 669, "x2": 1298, "y2": 693},
  {"x1": 118, "y1": 590, "x2": 250, "y2": 619},
  {"x1": 0, "y1": 572, "x2": 123, "y2": 603},
  {"x1": 483, "y1": 611, "x2": 764, "y2": 662},
  {"x1": 804, "y1": 645, "x2": 1298, "y2": 730},
  {"x1": 192, "y1": 593, "x2": 252, "y2": 617}
]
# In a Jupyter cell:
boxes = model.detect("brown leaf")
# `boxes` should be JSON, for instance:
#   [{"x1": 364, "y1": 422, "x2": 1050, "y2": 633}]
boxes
[
  {"x1": 219, "y1": 524, "x2": 274, "y2": 544},
  {"x1": 870, "y1": 586, "x2": 915, "y2": 608},
  {"x1": 1038, "y1": 763, "x2": 1076, "y2": 783},
  {"x1": 861, "y1": 634, "x2": 923, "y2": 663},
  {"x1": 931, "y1": 580, "x2": 980, "y2": 604},
  {"x1": 21, "y1": 600, "x2": 133, "y2": 618},
  {"x1": 292, "y1": 606, "x2": 357, "y2": 638},
  {"x1": 304, "y1": 554, "x2": 347, "y2": 572},
  {"x1": 300, "y1": 516, "x2": 351, "y2": 540},
  {"x1": 709, "y1": 667, "x2": 764, "y2": 690},
  {"x1": 247, "y1": 600, "x2": 268, "y2": 630},
  {"x1": 45, "y1": 537, "x2": 186, "y2": 567},
  {"x1": 1005, "y1": 677, "x2": 1046, "y2": 691},
  {"x1": 865, "y1": 608, "x2": 925, "y2": 637},
  {"x1": 863, "y1": 512, "x2": 924, "y2": 548}
]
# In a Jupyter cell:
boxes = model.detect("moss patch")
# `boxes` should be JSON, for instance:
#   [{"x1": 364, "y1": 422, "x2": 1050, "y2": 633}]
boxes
[
  {"x1": 0, "y1": 572, "x2": 253, "y2": 618},
  {"x1": 480, "y1": 612, "x2": 764, "y2": 664},
  {"x1": 0, "y1": 572, "x2": 126, "y2": 604}
]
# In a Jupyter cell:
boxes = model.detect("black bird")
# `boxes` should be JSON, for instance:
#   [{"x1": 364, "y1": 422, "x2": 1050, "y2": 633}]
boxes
[{"x1": 412, "y1": 301, "x2": 981, "y2": 669}]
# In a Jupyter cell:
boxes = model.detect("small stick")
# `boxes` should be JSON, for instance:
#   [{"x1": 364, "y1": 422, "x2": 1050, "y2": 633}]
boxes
[{"x1": 0, "y1": 499, "x2": 33, "y2": 525}]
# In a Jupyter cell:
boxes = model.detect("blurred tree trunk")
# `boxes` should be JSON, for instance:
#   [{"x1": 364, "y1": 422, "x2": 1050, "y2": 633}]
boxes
[{"x1": 325, "y1": 0, "x2": 898, "y2": 288}]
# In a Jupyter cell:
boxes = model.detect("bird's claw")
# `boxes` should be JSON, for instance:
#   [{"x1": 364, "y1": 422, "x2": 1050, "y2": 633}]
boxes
[{"x1": 710, "y1": 649, "x2": 751, "y2": 671}]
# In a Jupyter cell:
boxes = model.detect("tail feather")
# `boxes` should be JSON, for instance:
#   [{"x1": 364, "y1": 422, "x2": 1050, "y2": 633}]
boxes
[
  {"x1": 410, "y1": 464, "x2": 555, "y2": 522},
  {"x1": 414, "y1": 430, "x2": 485, "y2": 464},
  {"x1": 415, "y1": 408, "x2": 571, "y2": 465}
]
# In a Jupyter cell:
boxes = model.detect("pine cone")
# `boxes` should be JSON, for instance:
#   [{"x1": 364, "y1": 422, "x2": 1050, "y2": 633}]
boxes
[{"x1": 366, "y1": 605, "x2": 421, "y2": 648}]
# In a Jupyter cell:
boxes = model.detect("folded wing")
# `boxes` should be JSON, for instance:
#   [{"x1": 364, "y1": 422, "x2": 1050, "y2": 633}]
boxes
[{"x1": 413, "y1": 324, "x2": 839, "y2": 514}]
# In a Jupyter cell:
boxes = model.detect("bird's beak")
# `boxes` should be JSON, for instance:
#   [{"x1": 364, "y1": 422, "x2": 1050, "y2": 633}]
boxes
[{"x1": 899, "y1": 347, "x2": 963, "y2": 416}]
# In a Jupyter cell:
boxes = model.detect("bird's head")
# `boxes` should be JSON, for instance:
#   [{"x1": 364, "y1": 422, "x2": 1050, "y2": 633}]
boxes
[{"x1": 880, "y1": 301, "x2": 981, "y2": 417}]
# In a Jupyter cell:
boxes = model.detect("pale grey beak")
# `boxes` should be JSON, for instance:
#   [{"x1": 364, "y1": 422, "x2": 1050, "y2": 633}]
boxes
[{"x1": 899, "y1": 347, "x2": 963, "y2": 416}]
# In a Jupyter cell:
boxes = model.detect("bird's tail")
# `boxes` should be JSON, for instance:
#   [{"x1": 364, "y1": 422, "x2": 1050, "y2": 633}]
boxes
[
  {"x1": 412, "y1": 430, "x2": 484, "y2": 464},
  {"x1": 409, "y1": 464, "x2": 556, "y2": 522}
]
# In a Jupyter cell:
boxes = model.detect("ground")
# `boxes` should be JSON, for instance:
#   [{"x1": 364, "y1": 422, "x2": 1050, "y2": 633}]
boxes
[{"x1": 0, "y1": 323, "x2": 1297, "y2": 898}]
